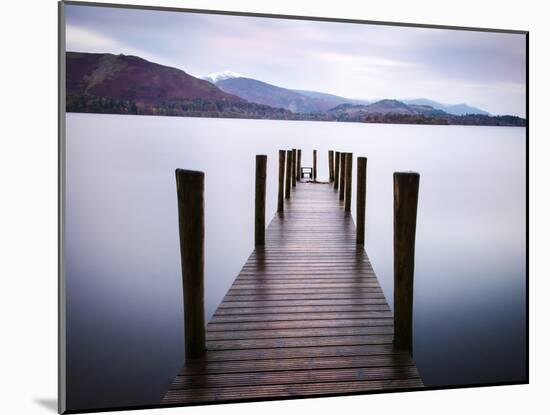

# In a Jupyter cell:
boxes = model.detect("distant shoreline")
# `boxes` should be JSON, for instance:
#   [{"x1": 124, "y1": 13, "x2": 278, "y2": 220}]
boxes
[{"x1": 66, "y1": 106, "x2": 526, "y2": 127}]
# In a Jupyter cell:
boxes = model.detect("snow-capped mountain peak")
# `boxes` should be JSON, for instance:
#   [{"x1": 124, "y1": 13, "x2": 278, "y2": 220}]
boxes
[{"x1": 201, "y1": 70, "x2": 242, "y2": 84}]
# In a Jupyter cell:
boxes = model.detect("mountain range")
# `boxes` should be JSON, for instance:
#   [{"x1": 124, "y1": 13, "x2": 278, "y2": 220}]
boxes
[
  {"x1": 65, "y1": 52, "x2": 525, "y2": 126},
  {"x1": 202, "y1": 70, "x2": 490, "y2": 116},
  {"x1": 402, "y1": 98, "x2": 490, "y2": 116},
  {"x1": 66, "y1": 52, "x2": 294, "y2": 119}
]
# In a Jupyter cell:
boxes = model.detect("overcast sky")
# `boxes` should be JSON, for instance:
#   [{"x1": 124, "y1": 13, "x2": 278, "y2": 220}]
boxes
[{"x1": 65, "y1": 4, "x2": 526, "y2": 116}]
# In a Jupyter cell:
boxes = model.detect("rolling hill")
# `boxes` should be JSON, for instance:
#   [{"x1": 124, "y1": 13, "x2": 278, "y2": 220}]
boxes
[
  {"x1": 404, "y1": 98, "x2": 490, "y2": 116},
  {"x1": 215, "y1": 77, "x2": 336, "y2": 113},
  {"x1": 291, "y1": 89, "x2": 370, "y2": 107},
  {"x1": 66, "y1": 52, "x2": 244, "y2": 104},
  {"x1": 329, "y1": 100, "x2": 448, "y2": 116},
  {"x1": 65, "y1": 52, "x2": 295, "y2": 119}
]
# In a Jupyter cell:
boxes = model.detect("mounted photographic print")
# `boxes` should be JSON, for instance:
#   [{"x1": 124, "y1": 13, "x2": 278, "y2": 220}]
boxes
[{"x1": 58, "y1": 1, "x2": 528, "y2": 413}]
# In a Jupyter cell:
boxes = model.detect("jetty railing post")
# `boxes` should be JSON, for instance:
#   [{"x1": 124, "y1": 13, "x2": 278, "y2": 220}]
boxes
[
  {"x1": 255, "y1": 155, "x2": 267, "y2": 246},
  {"x1": 356, "y1": 157, "x2": 367, "y2": 245},
  {"x1": 393, "y1": 172, "x2": 420, "y2": 354},
  {"x1": 345, "y1": 152, "x2": 353, "y2": 211},
  {"x1": 339, "y1": 152, "x2": 346, "y2": 201},
  {"x1": 313, "y1": 150, "x2": 317, "y2": 181},
  {"x1": 285, "y1": 150, "x2": 292, "y2": 199},
  {"x1": 334, "y1": 151, "x2": 340, "y2": 190},
  {"x1": 328, "y1": 150, "x2": 334, "y2": 182},
  {"x1": 175, "y1": 169, "x2": 206, "y2": 360},
  {"x1": 292, "y1": 149, "x2": 297, "y2": 188},
  {"x1": 277, "y1": 150, "x2": 285, "y2": 212},
  {"x1": 297, "y1": 149, "x2": 302, "y2": 181}
]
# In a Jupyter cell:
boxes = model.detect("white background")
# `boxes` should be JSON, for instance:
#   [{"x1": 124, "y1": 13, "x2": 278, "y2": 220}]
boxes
[{"x1": 0, "y1": 0, "x2": 544, "y2": 414}]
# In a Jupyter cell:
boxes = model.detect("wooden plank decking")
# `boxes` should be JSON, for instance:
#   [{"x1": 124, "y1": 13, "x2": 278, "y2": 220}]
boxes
[{"x1": 162, "y1": 181, "x2": 423, "y2": 406}]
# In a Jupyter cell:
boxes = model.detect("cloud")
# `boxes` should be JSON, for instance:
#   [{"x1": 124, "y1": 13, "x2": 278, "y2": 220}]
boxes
[
  {"x1": 65, "y1": 24, "x2": 166, "y2": 67},
  {"x1": 314, "y1": 51, "x2": 418, "y2": 69}
]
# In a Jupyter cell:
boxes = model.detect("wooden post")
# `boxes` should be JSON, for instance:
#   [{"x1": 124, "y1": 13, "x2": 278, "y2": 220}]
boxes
[
  {"x1": 292, "y1": 149, "x2": 297, "y2": 187},
  {"x1": 175, "y1": 169, "x2": 206, "y2": 360},
  {"x1": 345, "y1": 152, "x2": 353, "y2": 211},
  {"x1": 313, "y1": 150, "x2": 317, "y2": 181},
  {"x1": 255, "y1": 155, "x2": 267, "y2": 246},
  {"x1": 285, "y1": 150, "x2": 292, "y2": 199},
  {"x1": 339, "y1": 152, "x2": 346, "y2": 201},
  {"x1": 334, "y1": 151, "x2": 340, "y2": 190},
  {"x1": 393, "y1": 172, "x2": 420, "y2": 354},
  {"x1": 328, "y1": 150, "x2": 334, "y2": 182},
  {"x1": 277, "y1": 150, "x2": 285, "y2": 212},
  {"x1": 297, "y1": 149, "x2": 302, "y2": 181},
  {"x1": 356, "y1": 157, "x2": 367, "y2": 245}
]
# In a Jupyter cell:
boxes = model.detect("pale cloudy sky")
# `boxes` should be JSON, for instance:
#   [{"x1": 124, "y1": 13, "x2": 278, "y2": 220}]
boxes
[{"x1": 65, "y1": 4, "x2": 526, "y2": 116}]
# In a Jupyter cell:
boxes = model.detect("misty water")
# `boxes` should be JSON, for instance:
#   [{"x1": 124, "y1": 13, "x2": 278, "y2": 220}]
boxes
[{"x1": 65, "y1": 113, "x2": 526, "y2": 410}]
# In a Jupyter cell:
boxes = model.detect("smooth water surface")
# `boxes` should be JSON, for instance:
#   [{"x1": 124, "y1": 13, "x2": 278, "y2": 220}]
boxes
[{"x1": 65, "y1": 114, "x2": 526, "y2": 410}]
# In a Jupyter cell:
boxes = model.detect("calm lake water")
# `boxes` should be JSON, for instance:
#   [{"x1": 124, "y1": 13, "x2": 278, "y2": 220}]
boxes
[{"x1": 65, "y1": 113, "x2": 526, "y2": 410}]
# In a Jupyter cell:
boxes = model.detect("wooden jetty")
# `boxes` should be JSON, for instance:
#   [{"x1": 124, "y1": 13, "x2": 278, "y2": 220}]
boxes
[{"x1": 164, "y1": 152, "x2": 422, "y2": 406}]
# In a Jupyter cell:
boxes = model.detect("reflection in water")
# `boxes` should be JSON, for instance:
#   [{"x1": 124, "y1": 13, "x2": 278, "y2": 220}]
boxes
[{"x1": 65, "y1": 114, "x2": 526, "y2": 410}]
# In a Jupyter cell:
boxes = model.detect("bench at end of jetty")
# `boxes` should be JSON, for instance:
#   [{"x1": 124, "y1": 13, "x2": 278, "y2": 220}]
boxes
[{"x1": 300, "y1": 167, "x2": 313, "y2": 179}]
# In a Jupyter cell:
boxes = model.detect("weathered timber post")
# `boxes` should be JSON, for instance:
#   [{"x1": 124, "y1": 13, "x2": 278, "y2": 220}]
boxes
[
  {"x1": 297, "y1": 149, "x2": 302, "y2": 181},
  {"x1": 175, "y1": 169, "x2": 206, "y2": 360},
  {"x1": 328, "y1": 150, "x2": 334, "y2": 182},
  {"x1": 277, "y1": 150, "x2": 285, "y2": 212},
  {"x1": 356, "y1": 157, "x2": 367, "y2": 245},
  {"x1": 313, "y1": 150, "x2": 317, "y2": 181},
  {"x1": 292, "y1": 149, "x2": 297, "y2": 187},
  {"x1": 334, "y1": 151, "x2": 340, "y2": 190},
  {"x1": 255, "y1": 155, "x2": 267, "y2": 246},
  {"x1": 393, "y1": 171, "x2": 420, "y2": 354},
  {"x1": 345, "y1": 152, "x2": 353, "y2": 211},
  {"x1": 285, "y1": 150, "x2": 292, "y2": 199},
  {"x1": 339, "y1": 152, "x2": 346, "y2": 201}
]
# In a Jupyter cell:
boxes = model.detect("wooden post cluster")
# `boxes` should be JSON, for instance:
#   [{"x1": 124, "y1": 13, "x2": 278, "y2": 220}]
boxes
[
  {"x1": 285, "y1": 150, "x2": 292, "y2": 199},
  {"x1": 344, "y1": 153, "x2": 353, "y2": 211},
  {"x1": 328, "y1": 150, "x2": 334, "y2": 182},
  {"x1": 175, "y1": 169, "x2": 206, "y2": 360},
  {"x1": 291, "y1": 149, "x2": 297, "y2": 187},
  {"x1": 339, "y1": 153, "x2": 346, "y2": 201},
  {"x1": 297, "y1": 149, "x2": 302, "y2": 181},
  {"x1": 334, "y1": 152, "x2": 340, "y2": 190},
  {"x1": 279, "y1": 148, "x2": 300, "y2": 209},
  {"x1": 277, "y1": 150, "x2": 285, "y2": 212},
  {"x1": 313, "y1": 150, "x2": 317, "y2": 181},
  {"x1": 255, "y1": 155, "x2": 267, "y2": 246},
  {"x1": 356, "y1": 157, "x2": 367, "y2": 245},
  {"x1": 393, "y1": 172, "x2": 420, "y2": 354}
]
